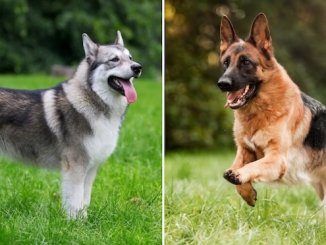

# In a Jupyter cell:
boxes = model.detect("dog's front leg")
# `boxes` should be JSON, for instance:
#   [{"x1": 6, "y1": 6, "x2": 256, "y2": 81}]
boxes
[
  {"x1": 61, "y1": 162, "x2": 87, "y2": 219},
  {"x1": 224, "y1": 152, "x2": 286, "y2": 185},
  {"x1": 84, "y1": 165, "x2": 99, "y2": 207},
  {"x1": 224, "y1": 147, "x2": 257, "y2": 206}
]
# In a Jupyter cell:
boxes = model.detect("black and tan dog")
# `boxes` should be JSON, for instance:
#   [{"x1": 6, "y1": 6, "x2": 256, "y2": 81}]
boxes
[{"x1": 217, "y1": 13, "x2": 325, "y2": 206}]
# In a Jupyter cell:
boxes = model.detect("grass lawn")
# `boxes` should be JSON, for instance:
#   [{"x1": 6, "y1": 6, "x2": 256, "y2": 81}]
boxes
[
  {"x1": 165, "y1": 151, "x2": 326, "y2": 244},
  {"x1": 0, "y1": 75, "x2": 162, "y2": 244}
]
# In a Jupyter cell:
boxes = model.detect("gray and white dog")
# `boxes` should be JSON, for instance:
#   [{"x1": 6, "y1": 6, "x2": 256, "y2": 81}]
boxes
[{"x1": 0, "y1": 31, "x2": 142, "y2": 218}]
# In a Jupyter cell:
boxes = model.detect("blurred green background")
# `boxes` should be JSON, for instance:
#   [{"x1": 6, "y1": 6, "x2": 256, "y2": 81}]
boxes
[
  {"x1": 166, "y1": 0, "x2": 326, "y2": 151},
  {"x1": 0, "y1": 0, "x2": 162, "y2": 77}
]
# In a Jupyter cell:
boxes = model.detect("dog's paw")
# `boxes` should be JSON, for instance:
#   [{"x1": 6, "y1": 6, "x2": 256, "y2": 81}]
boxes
[
  {"x1": 65, "y1": 207, "x2": 88, "y2": 220},
  {"x1": 245, "y1": 187, "x2": 257, "y2": 207},
  {"x1": 236, "y1": 183, "x2": 257, "y2": 207},
  {"x1": 223, "y1": 169, "x2": 242, "y2": 185}
]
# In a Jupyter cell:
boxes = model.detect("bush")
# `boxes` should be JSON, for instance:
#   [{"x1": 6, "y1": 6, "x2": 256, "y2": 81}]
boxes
[{"x1": 0, "y1": 0, "x2": 161, "y2": 76}]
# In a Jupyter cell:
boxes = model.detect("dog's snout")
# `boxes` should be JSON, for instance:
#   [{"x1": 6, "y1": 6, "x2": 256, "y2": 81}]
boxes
[
  {"x1": 131, "y1": 64, "x2": 142, "y2": 75},
  {"x1": 217, "y1": 77, "x2": 233, "y2": 91}
]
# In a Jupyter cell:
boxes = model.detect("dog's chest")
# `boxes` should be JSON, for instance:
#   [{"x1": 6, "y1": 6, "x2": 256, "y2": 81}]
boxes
[
  {"x1": 243, "y1": 137, "x2": 257, "y2": 152},
  {"x1": 243, "y1": 132, "x2": 265, "y2": 158},
  {"x1": 83, "y1": 115, "x2": 122, "y2": 164}
]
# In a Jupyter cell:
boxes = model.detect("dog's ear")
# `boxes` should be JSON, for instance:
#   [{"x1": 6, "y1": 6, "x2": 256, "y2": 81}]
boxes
[
  {"x1": 220, "y1": 16, "x2": 238, "y2": 54},
  {"x1": 82, "y1": 33, "x2": 98, "y2": 59},
  {"x1": 114, "y1": 30, "x2": 124, "y2": 46},
  {"x1": 247, "y1": 13, "x2": 273, "y2": 54}
]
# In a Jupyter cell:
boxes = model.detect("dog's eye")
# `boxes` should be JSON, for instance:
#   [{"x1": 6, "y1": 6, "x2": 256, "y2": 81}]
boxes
[
  {"x1": 110, "y1": 57, "x2": 120, "y2": 62},
  {"x1": 240, "y1": 57, "x2": 251, "y2": 66},
  {"x1": 223, "y1": 58, "x2": 230, "y2": 69},
  {"x1": 129, "y1": 56, "x2": 133, "y2": 60},
  {"x1": 242, "y1": 59, "x2": 250, "y2": 65}
]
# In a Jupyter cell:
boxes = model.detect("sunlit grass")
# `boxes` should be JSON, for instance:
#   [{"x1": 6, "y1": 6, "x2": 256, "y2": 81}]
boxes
[{"x1": 165, "y1": 151, "x2": 325, "y2": 244}]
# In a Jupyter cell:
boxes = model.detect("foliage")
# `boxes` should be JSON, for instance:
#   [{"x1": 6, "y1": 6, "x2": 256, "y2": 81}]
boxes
[
  {"x1": 0, "y1": 0, "x2": 161, "y2": 76},
  {"x1": 165, "y1": 152, "x2": 326, "y2": 244},
  {"x1": 0, "y1": 75, "x2": 162, "y2": 244},
  {"x1": 166, "y1": 0, "x2": 326, "y2": 150}
]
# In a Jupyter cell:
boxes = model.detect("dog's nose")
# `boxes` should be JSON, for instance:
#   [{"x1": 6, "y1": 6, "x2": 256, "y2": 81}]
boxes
[
  {"x1": 131, "y1": 64, "x2": 142, "y2": 75},
  {"x1": 217, "y1": 77, "x2": 233, "y2": 91}
]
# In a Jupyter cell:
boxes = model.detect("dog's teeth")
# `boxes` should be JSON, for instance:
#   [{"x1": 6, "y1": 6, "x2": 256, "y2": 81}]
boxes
[
  {"x1": 113, "y1": 79, "x2": 120, "y2": 86},
  {"x1": 245, "y1": 85, "x2": 249, "y2": 94},
  {"x1": 239, "y1": 85, "x2": 250, "y2": 99}
]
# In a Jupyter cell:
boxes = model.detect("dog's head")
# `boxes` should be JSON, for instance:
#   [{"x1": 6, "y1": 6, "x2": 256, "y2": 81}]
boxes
[
  {"x1": 82, "y1": 32, "x2": 142, "y2": 104},
  {"x1": 217, "y1": 13, "x2": 275, "y2": 109}
]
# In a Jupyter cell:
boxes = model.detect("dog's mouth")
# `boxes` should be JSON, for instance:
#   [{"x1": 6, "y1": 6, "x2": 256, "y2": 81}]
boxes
[
  {"x1": 224, "y1": 84, "x2": 258, "y2": 109},
  {"x1": 108, "y1": 76, "x2": 137, "y2": 104}
]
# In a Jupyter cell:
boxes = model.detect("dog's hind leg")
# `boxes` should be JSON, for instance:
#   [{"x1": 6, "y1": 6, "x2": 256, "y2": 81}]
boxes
[
  {"x1": 235, "y1": 183, "x2": 257, "y2": 207},
  {"x1": 322, "y1": 181, "x2": 326, "y2": 206},
  {"x1": 84, "y1": 165, "x2": 99, "y2": 208},
  {"x1": 312, "y1": 182, "x2": 324, "y2": 201},
  {"x1": 224, "y1": 147, "x2": 257, "y2": 206},
  {"x1": 314, "y1": 182, "x2": 326, "y2": 217},
  {"x1": 61, "y1": 158, "x2": 87, "y2": 219}
]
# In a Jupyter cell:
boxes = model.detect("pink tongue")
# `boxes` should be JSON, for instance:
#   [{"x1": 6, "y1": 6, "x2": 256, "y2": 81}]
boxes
[
  {"x1": 227, "y1": 88, "x2": 245, "y2": 102},
  {"x1": 120, "y1": 80, "x2": 137, "y2": 104}
]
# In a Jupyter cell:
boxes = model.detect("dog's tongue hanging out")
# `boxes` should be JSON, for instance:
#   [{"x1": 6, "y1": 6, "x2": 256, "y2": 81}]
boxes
[{"x1": 120, "y1": 80, "x2": 137, "y2": 104}]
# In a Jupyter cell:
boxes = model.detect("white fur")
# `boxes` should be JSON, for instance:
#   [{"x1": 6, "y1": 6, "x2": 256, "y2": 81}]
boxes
[
  {"x1": 123, "y1": 48, "x2": 131, "y2": 56},
  {"x1": 83, "y1": 69, "x2": 128, "y2": 165},
  {"x1": 281, "y1": 147, "x2": 311, "y2": 184},
  {"x1": 115, "y1": 30, "x2": 124, "y2": 46},
  {"x1": 83, "y1": 166, "x2": 98, "y2": 206},
  {"x1": 91, "y1": 66, "x2": 129, "y2": 109},
  {"x1": 43, "y1": 89, "x2": 62, "y2": 138},
  {"x1": 61, "y1": 165, "x2": 86, "y2": 218},
  {"x1": 83, "y1": 114, "x2": 122, "y2": 164}
]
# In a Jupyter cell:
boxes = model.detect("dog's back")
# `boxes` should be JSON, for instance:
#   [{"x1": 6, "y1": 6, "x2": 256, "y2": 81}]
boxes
[{"x1": 302, "y1": 93, "x2": 326, "y2": 150}]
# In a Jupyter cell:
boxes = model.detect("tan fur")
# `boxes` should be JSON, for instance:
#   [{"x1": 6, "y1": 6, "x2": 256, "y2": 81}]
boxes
[
  {"x1": 227, "y1": 53, "x2": 325, "y2": 205},
  {"x1": 220, "y1": 13, "x2": 326, "y2": 206}
]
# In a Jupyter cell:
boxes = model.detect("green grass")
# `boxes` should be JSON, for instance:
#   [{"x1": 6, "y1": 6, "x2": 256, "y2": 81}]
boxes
[
  {"x1": 0, "y1": 74, "x2": 162, "y2": 244},
  {"x1": 165, "y1": 151, "x2": 326, "y2": 244}
]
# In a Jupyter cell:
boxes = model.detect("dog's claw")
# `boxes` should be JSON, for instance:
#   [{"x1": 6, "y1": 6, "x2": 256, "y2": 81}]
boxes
[{"x1": 223, "y1": 169, "x2": 242, "y2": 185}]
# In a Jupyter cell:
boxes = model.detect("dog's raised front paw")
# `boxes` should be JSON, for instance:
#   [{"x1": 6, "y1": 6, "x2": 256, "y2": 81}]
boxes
[{"x1": 223, "y1": 169, "x2": 242, "y2": 185}]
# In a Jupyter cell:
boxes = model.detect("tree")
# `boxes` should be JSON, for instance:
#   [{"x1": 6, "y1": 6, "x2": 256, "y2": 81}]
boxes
[{"x1": 0, "y1": 0, "x2": 161, "y2": 76}]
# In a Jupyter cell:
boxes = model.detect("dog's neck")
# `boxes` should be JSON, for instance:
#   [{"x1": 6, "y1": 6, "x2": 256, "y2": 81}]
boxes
[{"x1": 72, "y1": 59, "x2": 90, "y2": 85}]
